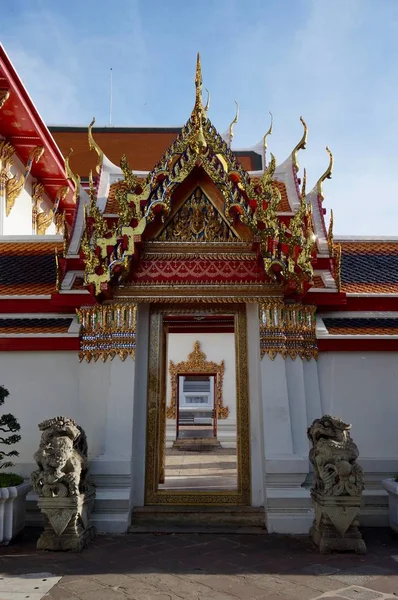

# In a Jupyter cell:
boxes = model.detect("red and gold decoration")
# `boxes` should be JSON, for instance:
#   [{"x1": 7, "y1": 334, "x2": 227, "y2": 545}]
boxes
[{"x1": 80, "y1": 54, "x2": 317, "y2": 299}]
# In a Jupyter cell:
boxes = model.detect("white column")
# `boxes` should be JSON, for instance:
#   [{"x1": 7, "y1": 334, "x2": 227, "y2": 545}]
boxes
[
  {"x1": 262, "y1": 354, "x2": 312, "y2": 534},
  {"x1": 285, "y1": 357, "x2": 309, "y2": 457},
  {"x1": 303, "y1": 358, "x2": 322, "y2": 425},
  {"x1": 77, "y1": 360, "x2": 110, "y2": 458},
  {"x1": 262, "y1": 354, "x2": 293, "y2": 456},
  {"x1": 246, "y1": 304, "x2": 266, "y2": 508},
  {"x1": 129, "y1": 304, "x2": 150, "y2": 509},
  {"x1": 103, "y1": 358, "x2": 135, "y2": 459}
]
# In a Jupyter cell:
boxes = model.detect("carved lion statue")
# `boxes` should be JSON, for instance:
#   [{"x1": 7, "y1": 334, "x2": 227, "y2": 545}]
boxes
[
  {"x1": 307, "y1": 415, "x2": 364, "y2": 497},
  {"x1": 31, "y1": 416, "x2": 90, "y2": 498}
]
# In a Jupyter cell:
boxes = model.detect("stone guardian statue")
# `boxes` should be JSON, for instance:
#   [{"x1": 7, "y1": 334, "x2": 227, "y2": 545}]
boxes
[
  {"x1": 31, "y1": 416, "x2": 95, "y2": 551},
  {"x1": 307, "y1": 415, "x2": 366, "y2": 554}
]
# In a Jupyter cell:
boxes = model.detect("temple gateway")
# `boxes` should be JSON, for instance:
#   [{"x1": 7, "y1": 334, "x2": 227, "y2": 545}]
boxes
[{"x1": 0, "y1": 45, "x2": 397, "y2": 534}]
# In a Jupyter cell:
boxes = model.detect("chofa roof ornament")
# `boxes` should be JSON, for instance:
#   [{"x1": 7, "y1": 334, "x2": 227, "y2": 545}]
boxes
[
  {"x1": 317, "y1": 146, "x2": 334, "y2": 201},
  {"x1": 263, "y1": 111, "x2": 273, "y2": 165},
  {"x1": 291, "y1": 116, "x2": 308, "y2": 172},
  {"x1": 88, "y1": 117, "x2": 104, "y2": 175}
]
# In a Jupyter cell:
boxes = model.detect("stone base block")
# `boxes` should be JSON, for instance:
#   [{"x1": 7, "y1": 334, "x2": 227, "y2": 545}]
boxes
[
  {"x1": 0, "y1": 481, "x2": 31, "y2": 545},
  {"x1": 310, "y1": 520, "x2": 366, "y2": 554},
  {"x1": 310, "y1": 491, "x2": 366, "y2": 555},
  {"x1": 37, "y1": 489, "x2": 95, "y2": 552}
]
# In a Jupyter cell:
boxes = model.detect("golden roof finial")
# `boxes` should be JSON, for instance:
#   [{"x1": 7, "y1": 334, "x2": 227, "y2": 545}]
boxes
[
  {"x1": 301, "y1": 167, "x2": 307, "y2": 200},
  {"x1": 263, "y1": 111, "x2": 273, "y2": 159},
  {"x1": 64, "y1": 148, "x2": 81, "y2": 202},
  {"x1": 228, "y1": 101, "x2": 239, "y2": 145},
  {"x1": 193, "y1": 52, "x2": 205, "y2": 118},
  {"x1": 204, "y1": 88, "x2": 210, "y2": 112},
  {"x1": 316, "y1": 146, "x2": 334, "y2": 200},
  {"x1": 88, "y1": 117, "x2": 104, "y2": 175},
  {"x1": 190, "y1": 52, "x2": 207, "y2": 152},
  {"x1": 291, "y1": 116, "x2": 308, "y2": 172}
]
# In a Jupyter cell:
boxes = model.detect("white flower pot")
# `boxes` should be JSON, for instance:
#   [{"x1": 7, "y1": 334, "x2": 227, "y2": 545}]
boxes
[
  {"x1": 0, "y1": 481, "x2": 31, "y2": 545},
  {"x1": 382, "y1": 478, "x2": 398, "y2": 533}
]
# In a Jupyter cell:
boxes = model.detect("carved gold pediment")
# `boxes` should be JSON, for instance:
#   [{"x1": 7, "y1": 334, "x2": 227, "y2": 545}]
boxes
[
  {"x1": 167, "y1": 340, "x2": 228, "y2": 419},
  {"x1": 157, "y1": 187, "x2": 238, "y2": 243}
]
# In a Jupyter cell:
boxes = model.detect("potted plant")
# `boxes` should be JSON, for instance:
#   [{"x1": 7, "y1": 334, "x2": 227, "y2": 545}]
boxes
[
  {"x1": 382, "y1": 475, "x2": 398, "y2": 533},
  {"x1": 0, "y1": 384, "x2": 31, "y2": 544}
]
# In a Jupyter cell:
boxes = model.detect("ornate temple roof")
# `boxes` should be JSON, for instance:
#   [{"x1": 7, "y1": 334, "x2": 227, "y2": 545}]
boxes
[
  {"x1": 1, "y1": 46, "x2": 398, "y2": 354},
  {"x1": 0, "y1": 44, "x2": 75, "y2": 217},
  {"x1": 50, "y1": 126, "x2": 261, "y2": 176},
  {"x1": 337, "y1": 239, "x2": 398, "y2": 294}
]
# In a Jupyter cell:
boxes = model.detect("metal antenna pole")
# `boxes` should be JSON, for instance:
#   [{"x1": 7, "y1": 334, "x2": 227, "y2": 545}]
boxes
[{"x1": 109, "y1": 68, "x2": 113, "y2": 126}]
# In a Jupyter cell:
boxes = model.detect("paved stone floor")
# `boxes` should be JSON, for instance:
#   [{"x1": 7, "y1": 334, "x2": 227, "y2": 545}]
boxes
[
  {"x1": 1, "y1": 528, "x2": 398, "y2": 599},
  {"x1": 162, "y1": 449, "x2": 237, "y2": 490}
]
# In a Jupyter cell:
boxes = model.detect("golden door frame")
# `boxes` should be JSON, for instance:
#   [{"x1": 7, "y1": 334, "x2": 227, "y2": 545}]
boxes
[{"x1": 145, "y1": 303, "x2": 251, "y2": 505}]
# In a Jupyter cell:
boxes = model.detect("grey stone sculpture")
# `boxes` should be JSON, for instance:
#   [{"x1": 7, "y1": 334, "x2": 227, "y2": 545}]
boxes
[
  {"x1": 31, "y1": 416, "x2": 95, "y2": 551},
  {"x1": 307, "y1": 415, "x2": 366, "y2": 554}
]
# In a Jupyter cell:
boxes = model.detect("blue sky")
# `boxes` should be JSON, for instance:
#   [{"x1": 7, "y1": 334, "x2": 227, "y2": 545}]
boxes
[{"x1": 1, "y1": 0, "x2": 398, "y2": 235}]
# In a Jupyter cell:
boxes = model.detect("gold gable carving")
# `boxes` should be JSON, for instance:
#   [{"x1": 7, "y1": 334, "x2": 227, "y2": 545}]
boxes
[{"x1": 158, "y1": 188, "x2": 237, "y2": 243}]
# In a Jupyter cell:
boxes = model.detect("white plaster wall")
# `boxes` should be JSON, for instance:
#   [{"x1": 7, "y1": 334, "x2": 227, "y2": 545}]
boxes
[
  {"x1": 0, "y1": 352, "x2": 79, "y2": 475},
  {"x1": 166, "y1": 333, "x2": 236, "y2": 445},
  {"x1": 318, "y1": 352, "x2": 398, "y2": 460},
  {"x1": 0, "y1": 352, "x2": 116, "y2": 476}
]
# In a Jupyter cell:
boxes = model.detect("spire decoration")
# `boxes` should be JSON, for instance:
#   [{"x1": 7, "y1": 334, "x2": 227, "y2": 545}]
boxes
[
  {"x1": 189, "y1": 52, "x2": 207, "y2": 153},
  {"x1": 64, "y1": 148, "x2": 81, "y2": 202},
  {"x1": 228, "y1": 101, "x2": 239, "y2": 146},
  {"x1": 316, "y1": 146, "x2": 333, "y2": 201},
  {"x1": 204, "y1": 88, "x2": 210, "y2": 112},
  {"x1": 263, "y1": 112, "x2": 273, "y2": 163},
  {"x1": 88, "y1": 117, "x2": 104, "y2": 175},
  {"x1": 291, "y1": 116, "x2": 308, "y2": 172}
]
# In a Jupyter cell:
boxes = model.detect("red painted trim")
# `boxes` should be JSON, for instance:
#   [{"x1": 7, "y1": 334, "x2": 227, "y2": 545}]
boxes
[
  {"x1": 0, "y1": 294, "x2": 96, "y2": 313},
  {"x1": 303, "y1": 292, "x2": 347, "y2": 306},
  {"x1": 329, "y1": 296, "x2": 398, "y2": 312},
  {"x1": 0, "y1": 338, "x2": 79, "y2": 351},
  {"x1": 314, "y1": 258, "x2": 333, "y2": 270},
  {"x1": 0, "y1": 44, "x2": 74, "y2": 216},
  {"x1": 0, "y1": 46, "x2": 69, "y2": 182},
  {"x1": 168, "y1": 327, "x2": 234, "y2": 334},
  {"x1": 64, "y1": 258, "x2": 85, "y2": 270},
  {"x1": 0, "y1": 299, "x2": 54, "y2": 313},
  {"x1": 318, "y1": 338, "x2": 398, "y2": 352},
  {"x1": 50, "y1": 293, "x2": 96, "y2": 309}
]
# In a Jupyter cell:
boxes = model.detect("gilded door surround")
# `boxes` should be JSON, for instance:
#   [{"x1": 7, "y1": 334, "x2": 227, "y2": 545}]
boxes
[
  {"x1": 167, "y1": 340, "x2": 228, "y2": 420},
  {"x1": 145, "y1": 303, "x2": 251, "y2": 505}
]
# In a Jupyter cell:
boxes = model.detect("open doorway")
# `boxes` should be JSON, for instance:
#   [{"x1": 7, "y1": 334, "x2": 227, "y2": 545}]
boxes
[
  {"x1": 145, "y1": 304, "x2": 250, "y2": 505},
  {"x1": 160, "y1": 314, "x2": 237, "y2": 492},
  {"x1": 176, "y1": 374, "x2": 217, "y2": 442}
]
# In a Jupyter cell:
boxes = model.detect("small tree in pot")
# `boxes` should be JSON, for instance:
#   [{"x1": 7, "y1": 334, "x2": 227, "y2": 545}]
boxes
[
  {"x1": 0, "y1": 385, "x2": 31, "y2": 544},
  {"x1": 0, "y1": 385, "x2": 22, "y2": 485}
]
